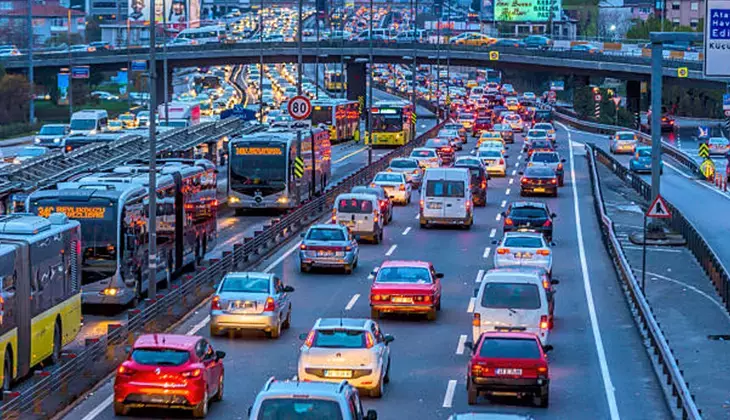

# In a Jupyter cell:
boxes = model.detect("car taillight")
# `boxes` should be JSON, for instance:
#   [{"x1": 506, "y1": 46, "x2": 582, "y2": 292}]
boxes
[
  {"x1": 542, "y1": 279, "x2": 550, "y2": 289},
  {"x1": 537, "y1": 249, "x2": 550, "y2": 256},
  {"x1": 344, "y1": 246, "x2": 352, "y2": 251},
  {"x1": 557, "y1": 163, "x2": 563, "y2": 170},
  {"x1": 443, "y1": 147, "x2": 452, "y2": 152},
  {"x1": 471, "y1": 363, "x2": 488, "y2": 377},
  {"x1": 543, "y1": 219, "x2": 552, "y2": 227},
  {"x1": 537, "y1": 365, "x2": 548, "y2": 379},
  {"x1": 419, "y1": 199, "x2": 424, "y2": 210},
  {"x1": 380, "y1": 200, "x2": 387, "y2": 209},
  {"x1": 373, "y1": 210, "x2": 379, "y2": 223},
  {"x1": 182, "y1": 368, "x2": 202, "y2": 378},
  {"x1": 504, "y1": 217, "x2": 514, "y2": 226},
  {"x1": 263, "y1": 296, "x2": 276, "y2": 312},
  {"x1": 466, "y1": 199, "x2": 471, "y2": 211},
  {"x1": 499, "y1": 158, "x2": 505, "y2": 165},
  {"x1": 472, "y1": 312, "x2": 481, "y2": 326},
  {"x1": 211, "y1": 295, "x2": 221, "y2": 310},
  {"x1": 370, "y1": 183, "x2": 377, "y2": 187},
  {"x1": 365, "y1": 332, "x2": 375, "y2": 349},
  {"x1": 521, "y1": 177, "x2": 528, "y2": 184},
  {"x1": 496, "y1": 247, "x2": 510, "y2": 254},
  {"x1": 481, "y1": 179, "x2": 487, "y2": 189},
  {"x1": 117, "y1": 365, "x2": 135, "y2": 376},
  {"x1": 300, "y1": 244, "x2": 307, "y2": 250},
  {"x1": 304, "y1": 330, "x2": 315, "y2": 347},
  {"x1": 331, "y1": 209, "x2": 336, "y2": 223},
  {"x1": 399, "y1": 184, "x2": 405, "y2": 191},
  {"x1": 550, "y1": 178, "x2": 557, "y2": 185},
  {"x1": 540, "y1": 315, "x2": 549, "y2": 330}
]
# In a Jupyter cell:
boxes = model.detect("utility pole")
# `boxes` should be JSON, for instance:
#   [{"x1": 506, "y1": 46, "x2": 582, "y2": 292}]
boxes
[
  {"x1": 258, "y1": 0, "x2": 264, "y2": 122},
  {"x1": 315, "y1": 15, "x2": 320, "y2": 99},
  {"x1": 68, "y1": 8, "x2": 74, "y2": 119},
  {"x1": 339, "y1": 0, "x2": 345, "y2": 99},
  {"x1": 127, "y1": 18, "x2": 132, "y2": 110},
  {"x1": 147, "y1": 0, "x2": 158, "y2": 299},
  {"x1": 162, "y1": 0, "x2": 169, "y2": 124},
  {"x1": 367, "y1": 0, "x2": 373, "y2": 164},
  {"x1": 650, "y1": 39, "x2": 662, "y2": 200},
  {"x1": 28, "y1": 0, "x2": 35, "y2": 124},
  {"x1": 297, "y1": 0, "x2": 304, "y2": 200},
  {"x1": 436, "y1": 12, "x2": 441, "y2": 123},
  {"x1": 411, "y1": 0, "x2": 418, "y2": 126}
]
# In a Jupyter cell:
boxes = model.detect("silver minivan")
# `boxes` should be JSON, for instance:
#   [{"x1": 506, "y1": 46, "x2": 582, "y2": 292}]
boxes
[
  {"x1": 333, "y1": 193, "x2": 385, "y2": 243},
  {"x1": 419, "y1": 168, "x2": 473, "y2": 229}
]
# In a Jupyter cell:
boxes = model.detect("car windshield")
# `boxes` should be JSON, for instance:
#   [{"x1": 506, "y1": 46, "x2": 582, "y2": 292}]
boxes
[
  {"x1": 221, "y1": 276, "x2": 270, "y2": 293},
  {"x1": 525, "y1": 167, "x2": 555, "y2": 177},
  {"x1": 493, "y1": 124, "x2": 509, "y2": 131},
  {"x1": 390, "y1": 160, "x2": 417, "y2": 169},
  {"x1": 528, "y1": 130, "x2": 547, "y2": 137},
  {"x1": 479, "y1": 338, "x2": 541, "y2": 359},
  {"x1": 119, "y1": 114, "x2": 133, "y2": 121},
  {"x1": 617, "y1": 133, "x2": 636, "y2": 141},
  {"x1": 307, "y1": 228, "x2": 346, "y2": 241},
  {"x1": 376, "y1": 266, "x2": 432, "y2": 283},
  {"x1": 533, "y1": 124, "x2": 552, "y2": 130},
  {"x1": 351, "y1": 187, "x2": 382, "y2": 198},
  {"x1": 481, "y1": 282, "x2": 541, "y2": 309},
  {"x1": 531, "y1": 153, "x2": 559, "y2": 163},
  {"x1": 531, "y1": 141, "x2": 552, "y2": 149},
  {"x1": 478, "y1": 150, "x2": 502, "y2": 158},
  {"x1": 39, "y1": 126, "x2": 65, "y2": 135},
  {"x1": 637, "y1": 149, "x2": 651, "y2": 157},
  {"x1": 374, "y1": 173, "x2": 403, "y2": 183},
  {"x1": 710, "y1": 138, "x2": 729, "y2": 145},
  {"x1": 70, "y1": 119, "x2": 97, "y2": 130},
  {"x1": 411, "y1": 150, "x2": 436, "y2": 158},
  {"x1": 425, "y1": 180, "x2": 465, "y2": 197},
  {"x1": 257, "y1": 398, "x2": 344, "y2": 420},
  {"x1": 503, "y1": 236, "x2": 543, "y2": 248},
  {"x1": 313, "y1": 329, "x2": 367, "y2": 348},
  {"x1": 337, "y1": 198, "x2": 373, "y2": 213},
  {"x1": 425, "y1": 139, "x2": 449, "y2": 148},
  {"x1": 131, "y1": 348, "x2": 190, "y2": 366}
]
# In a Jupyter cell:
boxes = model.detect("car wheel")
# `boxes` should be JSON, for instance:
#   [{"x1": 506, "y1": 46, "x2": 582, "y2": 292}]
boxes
[
  {"x1": 192, "y1": 389, "x2": 209, "y2": 418},
  {"x1": 268, "y1": 321, "x2": 282, "y2": 339},
  {"x1": 467, "y1": 381, "x2": 478, "y2": 405},
  {"x1": 353, "y1": 257, "x2": 359, "y2": 269},
  {"x1": 283, "y1": 309, "x2": 292, "y2": 329},
  {"x1": 552, "y1": 189, "x2": 558, "y2": 198},
  {"x1": 384, "y1": 357, "x2": 391, "y2": 383},
  {"x1": 209, "y1": 325, "x2": 222, "y2": 337},
  {"x1": 299, "y1": 263, "x2": 310, "y2": 273},
  {"x1": 344, "y1": 265, "x2": 353, "y2": 275},
  {"x1": 51, "y1": 321, "x2": 62, "y2": 365},
  {"x1": 370, "y1": 308, "x2": 380, "y2": 319},
  {"x1": 2, "y1": 351, "x2": 11, "y2": 392},
  {"x1": 436, "y1": 299, "x2": 441, "y2": 311},
  {"x1": 426, "y1": 308, "x2": 437, "y2": 321},
  {"x1": 535, "y1": 388, "x2": 550, "y2": 408},
  {"x1": 113, "y1": 402, "x2": 129, "y2": 416},
  {"x1": 558, "y1": 176, "x2": 564, "y2": 187},
  {"x1": 420, "y1": 220, "x2": 427, "y2": 228},
  {"x1": 212, "y1": 374, "x2": 224, "y2": 402},
  {"x1": 369, "y1": 378, "x2": 384, "y2": 398}
]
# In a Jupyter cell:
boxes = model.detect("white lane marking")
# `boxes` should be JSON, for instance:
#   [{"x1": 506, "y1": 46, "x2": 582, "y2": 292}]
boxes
[
  {"x1": 414, "y1": 214, "x2": 420, "y2": 219},
  {"x1": 500, "y1": 200, "x2": 507, "y2": 208},
  {"x1": 640, "y1": 270, "x2": 730, "y2": 324},
  {"x1": 489, "y1": 228, "x2": 496, "y2": 238},
  {"x1": 455, "y1": 335, "x2": 467, "y2": 355},
  {"x1": 482, "y1": 247, "x2": 491, "y2": 259},
  {"x1": 467, "y1": 297, "x2": 475, "y2": 312},
  {"x1": 505, "y1": 188, "x2": 511, "y2": 195},
  {"x1": 560, "y1": 121, "x2": 621, "y2": 420},
  {"x1": 345, "y1": 294, "x2": 360, "y2": 310},
  {"x1": 476, "y1": 269, "x2": 485, "y2": 282},
  {"x1": 263, "y1": 241, "x2": 302, "y2": 273},
  {"x1": 511, "y1": 169, "x2": 517, "y2": 176},
  {"x1": 442, "y1": 380, "x2": 458, "y2": 408},
  {"x1": 509, "y1": 178, "x2": 514, "y2": 185},
  {"x1": 514, "y1": 161, "x2": 519, "y2": 167},
  {"x1": 495, "y1": 213, "x2": 501, "y2": 221},
  {"x1": 186, "y1": 315, "x2": 211, "y2": 336},
  {"x1": 663, "y1": 161, "x2": 694, "y2": 180},
  {"x1": 80, "y1": 395, "x2": 114, "y2": 420},
  {"x1": 402, "y1": 227, "x2": 411, "y2": 235},
  {"x1": 385, "y1": 244, "x2": 397, "y2": 256}
]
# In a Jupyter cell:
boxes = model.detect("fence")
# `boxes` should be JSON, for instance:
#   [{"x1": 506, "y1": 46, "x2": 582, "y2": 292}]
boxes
[
  {"x1": 0, "y1": 122, "x2": 444, "y2": 420},
  {"x1": 585, "y1": 142, "x2": 702, "y2": 420}
]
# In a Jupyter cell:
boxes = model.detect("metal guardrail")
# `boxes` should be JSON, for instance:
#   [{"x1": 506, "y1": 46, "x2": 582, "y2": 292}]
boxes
[
  {"x1": 0, "y1": 122, "x2": 444, "y2": 420},
  {"x1": 585, "y1": 142, "x2": 702, "y2": 420},
  {"x1": 553, "y1": 109, "x2": 702, "y2": 178}
]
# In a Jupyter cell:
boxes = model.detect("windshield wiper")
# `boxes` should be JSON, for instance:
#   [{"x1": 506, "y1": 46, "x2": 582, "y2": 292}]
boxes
[{"x1": 507, "y1": 307, "x2": 518, "y2": 315}]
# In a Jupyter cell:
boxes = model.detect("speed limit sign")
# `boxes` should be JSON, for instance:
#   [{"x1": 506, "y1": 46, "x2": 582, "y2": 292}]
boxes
[{"x1": 288, "y1": 95, "x2": 312, "y2": 120}]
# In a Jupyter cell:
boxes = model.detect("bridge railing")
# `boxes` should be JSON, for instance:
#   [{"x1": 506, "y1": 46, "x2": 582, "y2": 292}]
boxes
[
  {"x1": 0, "y1": 121, "x2": 444, "y2": 420},
  {"x1": 585, "y1": 142, "x2": 702, "y2": 420},
  {"x1": 552, "y1": 109, "x2": 702, "y2": 178}
]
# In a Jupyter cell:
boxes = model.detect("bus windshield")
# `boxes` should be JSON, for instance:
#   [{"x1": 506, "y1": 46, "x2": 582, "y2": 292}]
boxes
[
  {"x1": 230, "y1": 143, "x2": 287, "y2": 195},
  {"x1": 372, "y1": 112, "x2": 403, "y2": 132},
  {"x1": 311, "y1": 106, "x2": 332, "y2": 125},
  {"x1": 70, "y1": 119, "x2": 97, "y2": 130}
]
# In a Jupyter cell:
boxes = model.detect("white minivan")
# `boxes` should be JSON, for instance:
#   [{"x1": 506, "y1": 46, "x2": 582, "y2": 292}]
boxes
[
  {"x1": 333, "y1": 193, "x2": 384, "y2": 244},
  {"x1": 472, "y1": 268, "x2": 551, "y2": 345},
  {"x1": 419, "y1": 167, "x2": 473, "y2": 229},
  {"x1": 69, "y1": 109, "x2": 108, "y2": 135}
]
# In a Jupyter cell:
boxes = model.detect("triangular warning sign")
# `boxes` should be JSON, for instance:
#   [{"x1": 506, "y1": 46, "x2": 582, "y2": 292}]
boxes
[{"x1": 647, "y1": 195, "x2": 671, "y2": 219}]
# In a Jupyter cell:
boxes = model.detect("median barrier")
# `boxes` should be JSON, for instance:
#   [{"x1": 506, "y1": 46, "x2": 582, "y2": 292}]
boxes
[{"x1": 0, "y1": 120, "x2": 445, "y2": 420}]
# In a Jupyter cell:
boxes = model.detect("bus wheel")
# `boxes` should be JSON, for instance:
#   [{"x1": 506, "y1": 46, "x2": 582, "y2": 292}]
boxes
[
  {"x1": 51, "y1": 320, "x2": 62, "y2": 365},
  {"x1": 2, "y1": 349, "x2": 12, "y2": 391}
]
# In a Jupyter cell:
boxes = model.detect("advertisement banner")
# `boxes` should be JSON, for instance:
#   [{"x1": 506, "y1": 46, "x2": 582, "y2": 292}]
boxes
[
  {"x1": 494, "y1": 0, "x2": 562, "y2": 22},
  {"x1": 129, "y1": 0, "x2": 199, "y2": 28},
  {"x1": 704, "y1": 1, "x2": 730, "y2": 78},
  {"x1": 128, "y1": 0, "x2": 149, "y2": 23},
  {"x1": 550, "y1": 80, "x2": 565, "y2": 91},
  {"x1": 71, "y1": 66, "x2": 90, "y2": 79},
  {"x1": 57, "y1": 72, "x2": 69, "y2": 105}
]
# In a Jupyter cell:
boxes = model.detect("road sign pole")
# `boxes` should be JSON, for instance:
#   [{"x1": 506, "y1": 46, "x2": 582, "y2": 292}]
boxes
[
  {"x1": 367, "y1": 0, "x2": 373, "y2": 164},
  {"x1": 148, "y1": 0, "x2": 158, "y2": 300},
  {"x1": 641, "y1": 213, "x2": 647, "y2": 294},
  {"x1": 297, "y1": 0, "x2": 304, "y2": 201},
  {"x1": 650, "y1": 39, "x2": 663, "y2": 201}
]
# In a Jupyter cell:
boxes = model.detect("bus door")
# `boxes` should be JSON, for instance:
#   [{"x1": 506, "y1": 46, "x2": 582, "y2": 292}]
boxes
[{"x1": 3, "y1": 240, "x2": 31, "y2": 379}]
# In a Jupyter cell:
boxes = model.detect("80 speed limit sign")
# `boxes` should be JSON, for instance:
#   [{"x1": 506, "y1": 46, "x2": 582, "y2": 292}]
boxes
[{"x1": 288, "y1": 95, "x2": 312, "y2": 120}]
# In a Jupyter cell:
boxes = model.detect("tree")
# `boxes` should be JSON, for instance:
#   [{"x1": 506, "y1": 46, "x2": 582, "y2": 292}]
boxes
[
  {"x1": 625, "y1": 16, "x2": 701, "y2": 40},
  {"x1": 86, "y1": 18, "x2": 102, "y2": 43},
  {"x1": 0, "y1": 74, "x2": 31, "y2": 124},
  {"x1": 470, "y1": 0, "x2": 481, "y2": 13}
]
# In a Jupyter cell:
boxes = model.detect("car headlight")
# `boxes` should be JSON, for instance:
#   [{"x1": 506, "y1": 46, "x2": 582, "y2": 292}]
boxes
[
  {"x1": 54, "y1": 137, "x2": 61, "y2": 143},
  {"x1": 34, "y1": 137, "x2": 41, "y2": 143}
]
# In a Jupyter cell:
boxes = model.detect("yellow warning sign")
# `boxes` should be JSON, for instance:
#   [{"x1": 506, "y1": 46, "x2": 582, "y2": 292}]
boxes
[
  {"x1": 677, "y1": 67, "x2": 689, "y2": 78},
  {"x1": 294, "y1": 157, "x2": 305, "y2": 178},
  {"x1": 700, "y1": 159, "x2": 715, "y2": 180},
  {"x1": 489, "y1": 51, "x2": 499, "y2": 61},
  {"x1": 698, "y1": 143, "x2": 710, "y2": 158},
  {"x1": 411, "y1": 113, "x2": 417, "y2": 124}
]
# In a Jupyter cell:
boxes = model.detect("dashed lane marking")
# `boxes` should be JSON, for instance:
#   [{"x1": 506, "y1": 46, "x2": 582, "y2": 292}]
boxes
[
  {"x1": 345, "y1": 294, "x2": 360, "y2": 310},
  {"x1": 442, "y1": 380, "x2": 458, "y2": 408},
  {"x1": 500, "y1": 200, "x2": 506, "y2": 208},
  {"x1": 456, "y1": 335, "x2": 467, "y2": 355},
  {"x1": 467, "y1": 297, "x2": 475, "y2": 312},
  {"x1": 402, "y1": 227, "x2": 411, "y2": 235},
  {"x1": 476, "y1": 269, "x2": 485, "y2": 282},
  {"x1": 385, "y1": 244, "x2": 397, "y2": 256},
  {"x1": 482, "y1": 247, "x2": 491, "y2": 259},
  {"x1": 489, "y1": 228, "x2": 496, "y2": 238}
]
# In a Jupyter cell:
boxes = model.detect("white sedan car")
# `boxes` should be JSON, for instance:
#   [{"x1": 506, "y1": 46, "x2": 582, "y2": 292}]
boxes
[
  {"x1": 371, "y1": 171, "x2": 412, "y2": 204},
  {"x1": 410, "y1": 147, "x2": 442, "y2": 168},
  {"x1": 494, "y1": 231, "x2": 553, "y2": 275}
]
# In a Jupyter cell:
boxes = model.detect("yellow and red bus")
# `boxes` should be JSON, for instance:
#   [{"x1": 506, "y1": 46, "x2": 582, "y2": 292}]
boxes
[
  {"x1": 0, "y1": 213, "x2": 82, "y2": 390},
  {"x1": 368, "y1": 100, "x2": 415, "y2": 147},
  {"x1": 311, "y1": 99, "x2": 360, "y2": 144}
]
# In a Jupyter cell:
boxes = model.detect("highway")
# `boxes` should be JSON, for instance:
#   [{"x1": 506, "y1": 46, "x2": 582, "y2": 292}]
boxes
[{"x1": 64, "y1": 129, "x2": 671, "y2": 419}]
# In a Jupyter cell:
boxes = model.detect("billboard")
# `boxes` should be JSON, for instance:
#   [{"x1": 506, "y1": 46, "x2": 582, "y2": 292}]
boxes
[
  {"x1": 494, "y1": 0, "x2": 562, "y2": 22},
  {"x1": 57, "y1": 72, "x2": 69, "y2": 105},
  {"x1": 128, "y1": 0, "x2": 200, "y2": 28}
]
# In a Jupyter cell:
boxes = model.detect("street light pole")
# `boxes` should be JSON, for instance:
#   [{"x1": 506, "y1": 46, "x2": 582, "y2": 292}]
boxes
[
  {"x1": 339, "y1": 0, "x2": 345, "y2": 99},
  {"x1": 68, "y1": 8, "x2": 74, "y2": 119},
  {"x1": 147, "y1": 0, "x2": 159, "y2": 299},
  {"x1": 27, "y1": 0, "x2": 35, "y2": 124},
  {"x1": 436, "y1": 13, "x2": 441, "y2": 123},
  {"x1": 258, "y1": 0, "x2": 264, "y2": 122},
  {"x1": 162, "y1": 0, "x2": 169, "y2": 124},
  {"x1": 367, "y1": 0, "x2": 373, "y2": 164},
  {"x1": 315, "y1": 16, "x2": 320, "y2": 99},
  {"x1": 410, "y1": 0, "x2": 418, "y2": 126},
  {"x1": 127, "y1": 18, "x2": 132, "y2": 111},
  {"x1": 297, "y1": 0, "x2": 304, "y2": 200}
]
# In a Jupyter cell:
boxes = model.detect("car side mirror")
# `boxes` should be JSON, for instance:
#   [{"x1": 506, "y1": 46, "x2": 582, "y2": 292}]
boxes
[
  {"x1": 300, "y1": 232, "x2": 305, "y2": 238},
  {"x1": 366, "y1": 409, "x2": 378, "y2": 420},
  {"x1": 550, "y1": 241, "x2": 557, "y2": 246},
  {"x1": 473, "y1": 287, "x2": 479, "y2": 297},
  {"x1": 504, "y1": 155, "x2": 509, "y2": 159},
  {"x1": 298, "y1": 333, "x2": 309, "y2": 340},
  {"x1": 215, "y1": 350, "x2": 226, "y2": 360},
  {"x1": 504, "y1": 146, "x2": 509, "y2": 150},
  {"x1": 543, "y1": 344, "x2": 554, "y2": 352},
  {"x1": 436, "y1": 273, "x2": 444, "y2": 278},
  {"x1": 383, "y1": 334, "x2": 395, "y2": 344},
  {"x1": 283, "y1": 285, "x2": 295, "y2": 293},
  {"x1": 518, "y1": 171, "x2": 524, "y2": 175},
  {"x1": 551, "y1": 212, "x2": 557, "y2": 218},
  {"x1": 561, "y1": 158, "x2": 566, "y2": 163},
  {"x1": 500, "y1": 211, "x2": 506, "y2": 217},
  {"x1": 551, "y1": 279, "x2": 560, "y2": 285},
  {"x1": 464, "y1": 341, "x2": 473, "y2": 352},
  {"x1": 491, "y1": 239, "x2": 498, "y2": 245}
]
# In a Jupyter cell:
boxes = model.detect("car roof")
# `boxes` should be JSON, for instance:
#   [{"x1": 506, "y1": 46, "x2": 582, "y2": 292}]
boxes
[
  {"x1": 261, "y1": 377, "x2": 353, "y2": 398},
  {"x1": 381, "y1": 260, "x2": 430, "y2": 268},
  {"x1": 315, "y1": 317, "x2": 370, "y2": 329},
  {"x1": 134, "y1": 334, "x2": 198, "y2": 350},
  {"x1": 309, "y1": 223, "x2": 345, "y2": 231},
  {"x1": 337, "y1": 192, "x2": 378, "y2": 201}
]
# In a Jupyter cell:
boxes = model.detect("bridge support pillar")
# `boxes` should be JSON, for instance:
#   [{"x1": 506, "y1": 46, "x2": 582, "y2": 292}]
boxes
[
  {"x1": 627, "y1": 80, "x2": 641, "y2": 130},
  {"x1": 346, "y1": 61, "x2": 366, "y2": 117}
]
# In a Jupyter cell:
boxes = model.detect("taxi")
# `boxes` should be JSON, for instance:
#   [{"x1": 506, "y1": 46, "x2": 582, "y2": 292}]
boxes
[
  {"x1": 477, "y1": 131, "x2": 504, "y2": 148},
  {"x1": 119, "y1": 112, "x2": 138, "y2": 129},
  {"x1": 707, "y1": 137, "x2": 730, "y2": 155},
  {"x1": 505, "y1": 97, "x2": 521, "y2": 112},
  {"x1": 477, "y1": 147, "x2": 508, "y2": 177},
  {"x1": 107, "y1": 119, "x2": 124, "y2": 132},
  {"x1": 458, "y1": 111, "x2": 475, "y2": 130},
  {"x1": 452, "y1": 32, "x2": 496, "y2": 47},
  {"x1": 492, "y1": 123, "x2": 515, "y2": 144},
  {"x1": 370, "y1": 260, "x2": 443, "y2": 321}
]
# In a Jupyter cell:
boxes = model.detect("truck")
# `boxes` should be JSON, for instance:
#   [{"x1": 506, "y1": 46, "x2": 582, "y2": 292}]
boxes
[{"x1": 157, "y1": 101, "x2": 201, "y2": 128}]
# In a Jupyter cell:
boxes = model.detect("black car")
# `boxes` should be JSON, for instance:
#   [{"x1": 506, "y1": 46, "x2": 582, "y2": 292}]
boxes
[
  {"x1": 454, "y1": 161, "x2": 488, "y2": 207},
  {"x1": 424, "y1": 138, "x2": 455, "y2": 165},
  {"x1": 351, "y1": 186, "x2": 393, "y2": 224},
  {"x1": 502, "y1": 201, "x2": 556, "y2": 242},
  {"x1": 534, "y1": 110, "x2": 553, "y2": 124},
  {"x1": 519, "y1": 166, "x2": 559, "y2": 198}
]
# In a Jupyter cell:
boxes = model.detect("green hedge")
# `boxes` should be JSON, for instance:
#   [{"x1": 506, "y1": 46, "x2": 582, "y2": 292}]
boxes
[{"x1": 0, "y1": 122, "x2": 42, "y2": 141}]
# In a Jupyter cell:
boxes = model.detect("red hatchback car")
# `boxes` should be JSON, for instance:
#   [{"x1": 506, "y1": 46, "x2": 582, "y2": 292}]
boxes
[
  {"x1": 465, "y1": 331, "x2": 552, "y2": 407},
  {"x1": 369, "y1": 260, "x2": 443, "y2": 321},
  {"x1": 114, "y1": 334, "x2": 225, "y2": 417}
]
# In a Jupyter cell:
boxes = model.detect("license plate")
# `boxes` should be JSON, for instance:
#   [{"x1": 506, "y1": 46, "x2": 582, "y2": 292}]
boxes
[
  {"x1": 324, "y1": 370, "x2": 352, "y2": 378},
  {"x1": 392, "y1": 296, "x2": 413, "y2": 304},
  {"x1": 495, "y1": 368, "x2": 522, "y2": 376},
  {"x1": 533, "y1": 187, "x2": 545, "y2": 192},
  {"x1": 231, "y1": 301, "x2": 254, "y2": 310},
  {"x1": 317, "y1": 250, "x2": 334, "y2": 256},
  {"x1": 427, "y1": 202, "x2": 442, "y2": 209},
  {"x1": 515, "y1": 253, "x2": 533, "y2": 259}
]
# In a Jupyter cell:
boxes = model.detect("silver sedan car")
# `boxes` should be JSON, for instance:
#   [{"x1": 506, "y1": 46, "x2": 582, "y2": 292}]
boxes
[
  {"x1": 210, "y1": 272, "x2": 294, "y2": 339},
  {"x1": 387, "y1": 157, "x2": 423, "y2": 187},
  {"x1": 371, "y1": 171, "x2": 412, "y2": 205},
  {"x1": 493, "y1": 231, "x2": 553, "y2": 275}
]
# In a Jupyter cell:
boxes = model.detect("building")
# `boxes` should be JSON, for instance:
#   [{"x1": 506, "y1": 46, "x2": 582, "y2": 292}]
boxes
[
  {"x1": 624, "y1": 0, "x2": 654, "y2": 20},
  {"x1": 665, "y1": 0, "x2": 703, "y2": 28},
  {"x1": 0, "y1": 0, "x2": 86, "y2": 46}
]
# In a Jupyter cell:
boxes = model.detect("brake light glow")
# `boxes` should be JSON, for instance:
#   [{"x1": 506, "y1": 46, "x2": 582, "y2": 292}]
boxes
[
  {"x1": 373, "y1": 210, "x2": 379, "y2": 223},
  {"x1": 117, "y1": 365, "x2": 135, "y2": 375},
  {"x1": 499, "y1": 158, "x2": 505, "y2": 165},
  {"x1": 496, "y1": 247, "x2": 510, "y2": 254},
  {"x1": 472, "y1": 312, "x2": 481, "y2": 326},
  {"x1": 550, "y1": 178, "x2": 557, "y2": 185},
  {"x1": 543, "y1": 219, "x2": 552, "y2": 227},
  {"x1": 540, "y1": 315, "x2": 549, "y2": 330},
  {"x1": 504, "y1": 217, "x2": 514, "y2": 226},
  {"x1": 331, "y1": 209, "x2": 336, "y2": 223},
  {"x1": 557, "y1": 163, "x2": 563, "y2": 170},
  {"x1": 471, "y1": 363, "x2": 488, "y2": 377},
  {"x1": 537, "y1": 249, "x2": 550, "y2": 256},
  {"x1": 399, "y1": 184, "x2": 405, "y2": 191},
  {"x1": 365, "y1": 332, "x2": 375, "y2": 349},
  {"x1": 521, "y1": 177, "x2": 528, "y2": 184},
  {"x1": 263, "y1": 296, "x2": 276, "y2": 312},
  {"x1": 304, "y1": 330, "x2": 315, "y2": 347},
  {"x1": 211, "y1": 295, "x2": 221, "y2": 310},
  {"x1": 542, "y1": 279, "x2": 550, "y2": 289},
  {"x1": 182, "y1": 368, "x2": 202, "y2": 378},
  {"x1": 300, "y1": 244, "x2": 307, "y2": 250},
  {"x1": 419, "y1": 199, "x2": 424, "y2": 210},
  {"x1": 481, "y1": 179, "x2": 487, "y2": 189}
]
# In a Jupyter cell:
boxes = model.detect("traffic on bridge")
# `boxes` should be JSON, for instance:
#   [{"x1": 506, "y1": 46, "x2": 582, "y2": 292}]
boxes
[{"x1": 0, "y1": 1, "x2": 728, "y2": 420}]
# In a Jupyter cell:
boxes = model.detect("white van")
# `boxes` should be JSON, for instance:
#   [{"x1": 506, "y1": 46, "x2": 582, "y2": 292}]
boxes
[
  {"x1": 333, "y1": 193, "x2": 384, "y2": 244},
  {"x1": 472, "y1": 268, "x2": 551, "y2": 345},
  {"x1": 419, "y1": 168, "x2": 472, "y2": 229},
  {"x1": 69, "y1": 109, "x2": 108, "y2": 135}
]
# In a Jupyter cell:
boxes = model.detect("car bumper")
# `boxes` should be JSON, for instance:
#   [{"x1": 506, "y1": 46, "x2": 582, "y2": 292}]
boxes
[
  {"x1": 494, "y1": 258, "x2": 552, "y2": 273},
  {"x1": 420, "y1": 213, "x2": 472, "y2": 226},
  {"x1": 210, "y1": 310, "x2": 279, "y2": 331},
  {"x1": 371, "y1": 303, "x2": 434, "y2": 314},
  {"x1": 521, "y1": 185, "x2": 557, "y2": 195},
  {"x1": 383, "y1": 189, "x2": 409, "y2": 203},
  {"x1": 115, "y1": 382, "x2": 205, "y2": 408},
  {"x1": 486, "y1": 167, "x2": 507, "y2": 176},
  {"x1": 299, "y1": 251, "x2": 357, "y2": 267},
  {"x1": 470, "y1": 377, "x2": 549, "y2": 396},
  {"x1": 613, "y1": 145, "x2": 636, "y2": 154},
  {"x1": 473, "y1": 326, "x2": 548, "y2": 345},
  {"x1": 504, "y1": 226, "x2": 553, "y2": 239},
  {"x1": 298, "y1": 366, "x2": 381, "y2": 390}
]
